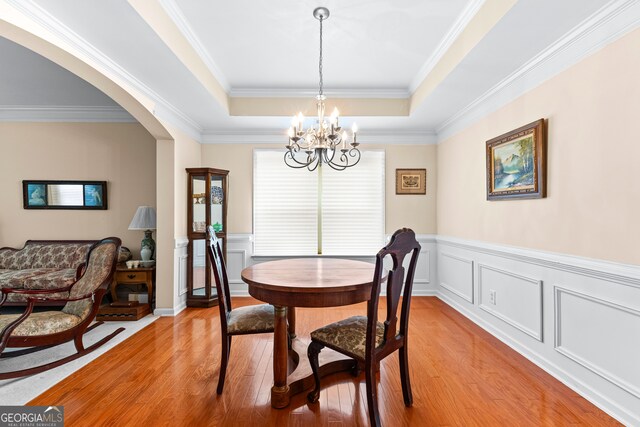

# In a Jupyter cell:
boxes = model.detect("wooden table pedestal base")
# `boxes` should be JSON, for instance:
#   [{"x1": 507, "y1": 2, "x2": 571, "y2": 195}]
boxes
[{"x1": 271, "y1": 338, "x2": 356, "y2": 408}]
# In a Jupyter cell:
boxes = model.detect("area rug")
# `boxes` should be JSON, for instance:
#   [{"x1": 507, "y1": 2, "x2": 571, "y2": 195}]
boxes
[{"x1": 0, "y1": 314, "x2": 159, "y2": 405}]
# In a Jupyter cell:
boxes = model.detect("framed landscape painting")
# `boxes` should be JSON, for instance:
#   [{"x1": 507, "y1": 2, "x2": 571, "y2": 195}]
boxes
[{"x1": 486, "y1": 119, "x2": 546, "y2": 200}]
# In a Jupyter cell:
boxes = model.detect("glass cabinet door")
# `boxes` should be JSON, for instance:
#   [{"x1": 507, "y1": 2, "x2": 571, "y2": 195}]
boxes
[
  {"x1": 191, "y1": 175, "x2": 207, "y2": 233},
  {"x1": 190, "y1": 238, "x2": 208, "y2": 297},
  {"x1": 210, "y1": 177, "x2": 224, "y2": 233}
]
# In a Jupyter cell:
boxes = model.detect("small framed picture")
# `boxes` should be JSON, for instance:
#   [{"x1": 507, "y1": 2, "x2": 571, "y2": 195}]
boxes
[
  {"x1": 486, "y1": 119, "x2": 546, "y2": 200},
  {"x1": 396, "y1": 169, "x2": 426, "y2": 195},
  {"x1": 84, "y1": 184, "x2": 104, "y2": 207},
  {"x1": 26, "y1": 183, "x2": 47, "y2": 207}
]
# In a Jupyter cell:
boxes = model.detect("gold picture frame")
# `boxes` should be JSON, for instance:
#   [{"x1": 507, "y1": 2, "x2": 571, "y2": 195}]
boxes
[
  {"x1": 396, "y1": 169, "x2": 426, "y2": 195},
  {"x1": 486, "y1": 119, "x2": 546, "y2": 200}
]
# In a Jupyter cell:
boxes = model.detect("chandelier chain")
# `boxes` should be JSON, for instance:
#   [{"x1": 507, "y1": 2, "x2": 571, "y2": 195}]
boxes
[{"x1": 318, "y1": 15, "x2": 323, "y2": 97}]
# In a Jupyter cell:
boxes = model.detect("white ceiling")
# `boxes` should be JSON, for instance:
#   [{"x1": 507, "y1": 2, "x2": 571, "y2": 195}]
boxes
[
  {"x1": 1, "y1": 0, "x2": 637, "y2": 140},
  {"x1": 176, "y1": 0, "x2": 470, "y2": 90}
]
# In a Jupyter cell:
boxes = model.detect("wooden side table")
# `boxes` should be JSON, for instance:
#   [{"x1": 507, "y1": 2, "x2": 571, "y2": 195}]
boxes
[{"x1": 112, "y1": 264, "x2": 155, "y2": 308}]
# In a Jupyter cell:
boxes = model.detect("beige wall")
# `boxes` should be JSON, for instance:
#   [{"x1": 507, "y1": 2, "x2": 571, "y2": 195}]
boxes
[
  {"x1": 437, "y1": 28, "x2": 640, "y2": 265},
  {"x1": 201, "y1": 143, "x2": 436, "y2": 234},
  {"x1": 0, "y1": 122, "x2": 156, "y2": 256}
]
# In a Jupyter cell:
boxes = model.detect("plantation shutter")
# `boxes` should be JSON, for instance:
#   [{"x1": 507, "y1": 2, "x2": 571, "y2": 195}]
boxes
[{"x1": 253, "y1": 149, "x2": 385, "y2": 256}]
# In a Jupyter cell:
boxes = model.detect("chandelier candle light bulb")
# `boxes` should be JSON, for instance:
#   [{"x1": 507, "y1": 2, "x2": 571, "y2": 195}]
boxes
[{"x1": 284, "y1": 7, "x2": 362, "y2": 171}]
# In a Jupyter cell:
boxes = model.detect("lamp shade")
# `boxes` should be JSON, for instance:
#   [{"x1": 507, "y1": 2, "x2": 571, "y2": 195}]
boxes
[{"x1": 128, "y1": 206, "x2": 156, "y2": 230}]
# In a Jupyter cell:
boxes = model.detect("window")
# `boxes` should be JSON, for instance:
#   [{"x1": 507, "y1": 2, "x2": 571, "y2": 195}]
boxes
[{"x1": 253, "y1": 150, "x2": 385, "y2": 256}]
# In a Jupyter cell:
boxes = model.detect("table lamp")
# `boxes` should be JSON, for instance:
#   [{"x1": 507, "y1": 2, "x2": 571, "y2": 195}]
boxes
[{"x1": 128, "y1": 206, "x2": 156, "y2": 261}]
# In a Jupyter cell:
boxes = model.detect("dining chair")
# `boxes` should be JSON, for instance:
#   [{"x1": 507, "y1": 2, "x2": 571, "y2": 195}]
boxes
[
  {"x1": 307, "y1": 228, "x2": 421, "y2": 427},
  {"x1": 0, "y1": 237, "x2": 123, "y2": 379},
  {"x1": 206, "y1": 225, "x2": 275, "y2": 394}
]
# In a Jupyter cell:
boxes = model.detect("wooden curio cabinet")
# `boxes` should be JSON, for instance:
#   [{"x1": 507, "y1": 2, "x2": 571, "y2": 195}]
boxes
[{"x1": 186, "y1": 167, "x2": 228, "y2": 307}]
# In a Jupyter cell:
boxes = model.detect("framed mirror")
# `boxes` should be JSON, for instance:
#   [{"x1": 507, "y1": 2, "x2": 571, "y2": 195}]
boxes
[{"x1": 23, "y1": 180, "x2": 108, "y2": 210}]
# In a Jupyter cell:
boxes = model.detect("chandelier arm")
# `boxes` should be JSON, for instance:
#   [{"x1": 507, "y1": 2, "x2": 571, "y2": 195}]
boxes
[
  {"x1": 323, "y1": 149, "x2": 342, "y2": 168},
  {"x1": 284, "y1": 150, "x2": 318, "y2": 169},
  {"x1": 324, "y1": 149, "x2": 353, "y2": 171},
  {"x1": 325, "y1": 159, "x2": 349, "y2": 171},
  {"x1": 323, "y1": 146, "x2": 338, "y2": 164},
  {"x1": 307, "y1": 158, "x2": 321, "y2": 172},
  {"x1": 286, "y1": 142, "x2": 317, "y2": 166},
  {"x1": 346, "y1": 148, "x2": 362, "y2": 167}
]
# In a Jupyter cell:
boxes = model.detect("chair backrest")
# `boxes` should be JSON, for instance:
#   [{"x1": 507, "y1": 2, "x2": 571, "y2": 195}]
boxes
[
  {"x1": 367, "y1": 228, "x2": 421, "y2": 357},
  {"x1": 206, "y1": 226, "x2": 232, "y2": 326},
  {"x1": 62, "y1": 237, "x2": 121, "y2": 319}
]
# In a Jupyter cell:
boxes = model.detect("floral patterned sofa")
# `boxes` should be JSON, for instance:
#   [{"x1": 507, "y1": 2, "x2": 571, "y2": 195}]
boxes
[{"x1": 0, "y1": 240, "x2": 95, "y2": 305}]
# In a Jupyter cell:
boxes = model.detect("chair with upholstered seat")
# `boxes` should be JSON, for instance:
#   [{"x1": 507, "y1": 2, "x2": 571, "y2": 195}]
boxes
[
  {"x1": 307, "y1": 228, "x2": 421, "y2": 427},
  {"x1": 206, "y1": 225, "x2": 275, "y2": 394},
  {"x1": 0, "y1": 237, "x2": 123, "y2": 379}
]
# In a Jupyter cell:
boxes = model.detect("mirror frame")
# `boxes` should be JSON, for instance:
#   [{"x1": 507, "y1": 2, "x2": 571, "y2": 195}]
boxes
[{"x1": 22, "y1": 180, "x2": 108, "y2": 210}]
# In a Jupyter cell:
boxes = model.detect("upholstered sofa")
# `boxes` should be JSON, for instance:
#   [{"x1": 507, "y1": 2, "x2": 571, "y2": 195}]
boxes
[{"x1": 0, "y1": 240, "x2": 95, "y2": 305}]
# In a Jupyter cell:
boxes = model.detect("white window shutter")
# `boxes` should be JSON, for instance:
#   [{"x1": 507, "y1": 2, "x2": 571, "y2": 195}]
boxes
[
  {"x1": 321, "y1": 150, "x2": 385, "y2": 256},
  {"x1": 253, "y1": 150, "x2": 318, "y2": 256}
]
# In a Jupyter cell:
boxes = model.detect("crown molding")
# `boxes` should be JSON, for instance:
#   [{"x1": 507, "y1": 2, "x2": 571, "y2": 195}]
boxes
[
  {"x1": 229, "y1": 87, "x2": 410, "y2": 99},
  {"x1": 0, "y1": 105, "x2": 136, "y2": 122},
  {"x1": 409, "y1": 0, "x2": 486, "y2": 93},
  {"x1": 436, "y1": 0, "x2": 640, "y2": 142},
  {"x1": 6, "y1": 0, "x2": 203, "y2": 140},
  {"x1": 201, "y1": 129, "x2": 437, "y2": 145},
  {"x1": 158, "y1": 0, "x2": 230, "y2": 92}
]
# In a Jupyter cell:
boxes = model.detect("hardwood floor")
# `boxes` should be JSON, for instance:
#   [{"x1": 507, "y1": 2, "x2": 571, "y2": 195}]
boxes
[{"x1": 29, "y1": 297, "x2": 619, "y2": 426}]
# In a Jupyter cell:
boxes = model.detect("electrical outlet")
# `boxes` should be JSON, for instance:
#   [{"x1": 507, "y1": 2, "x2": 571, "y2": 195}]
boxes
[{"x1": 489, "y1": 290, "x2": 497, "y2": 305}]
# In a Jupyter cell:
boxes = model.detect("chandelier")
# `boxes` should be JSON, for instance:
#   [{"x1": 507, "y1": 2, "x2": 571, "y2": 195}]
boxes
[{"x1": 285, "y1": 7, "x2": 361, "y2": 171}]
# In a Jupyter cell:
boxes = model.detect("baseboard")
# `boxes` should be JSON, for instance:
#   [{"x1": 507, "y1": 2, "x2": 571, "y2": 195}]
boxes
[
  {"x1": 436, "y1": 291, "x2": 639, "y2": 426},
  {"x1": 154, "y1": 301, "x2": 186, "y2": 317}
]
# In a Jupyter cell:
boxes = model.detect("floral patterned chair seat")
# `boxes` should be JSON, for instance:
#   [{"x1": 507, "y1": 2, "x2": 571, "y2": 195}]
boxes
[
  {"x1": 226, "y1": 304, "x2": 274, "y2": 335},
  {"x1": 310, "y1": 316, "x2": 385, "y2": 360},
  {"x1": 0, "y1": 311, "x2": 82, "y2": 336}
]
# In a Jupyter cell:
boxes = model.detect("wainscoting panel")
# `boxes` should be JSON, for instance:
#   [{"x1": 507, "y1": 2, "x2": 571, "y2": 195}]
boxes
[
  {"x1": 157, "y1": 237, "x2": 189, "y2": 317},
  {"x1": 178, "y1": 254, "x2": 188, "y2": 296},
  {"x1": 226, "y1": 234, "x2": 254, "y2": 295},
  {"x1": 478, "y1": 263, "x2": 543, "y2": 341},
  {"x1": 555, "y1": 286, "x2": 640, "y2": 399},
  {"x1": 437, "y1": 236, "x2": 640, "y2": 426},
  {"x1": 226, "y1": 249, "x2": 247, "y2": 284},
  {"x1": 439, "y1": 252, "x2": 474, "y2": 303}
]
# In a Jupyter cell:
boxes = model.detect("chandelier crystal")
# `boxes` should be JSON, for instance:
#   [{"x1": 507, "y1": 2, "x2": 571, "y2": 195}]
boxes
[{"x1": 285, "y1": 7, "x2": 361, "y2": 171}]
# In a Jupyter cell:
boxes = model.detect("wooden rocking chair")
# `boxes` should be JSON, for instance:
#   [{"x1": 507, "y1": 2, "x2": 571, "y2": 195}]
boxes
[{"x1": 0, "y1": 237, "x2": 123, "y2": 379}]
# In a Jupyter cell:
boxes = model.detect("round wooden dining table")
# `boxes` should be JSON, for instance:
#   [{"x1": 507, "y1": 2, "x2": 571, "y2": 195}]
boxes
[{"x1": 241, "y1": 258, "x2": 377, "y2": 408}]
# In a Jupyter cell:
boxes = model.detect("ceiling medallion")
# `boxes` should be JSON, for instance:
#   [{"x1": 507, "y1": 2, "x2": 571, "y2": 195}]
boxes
[{"x1": 285, "y1": 7, "x2": 361, "y2": 171}]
